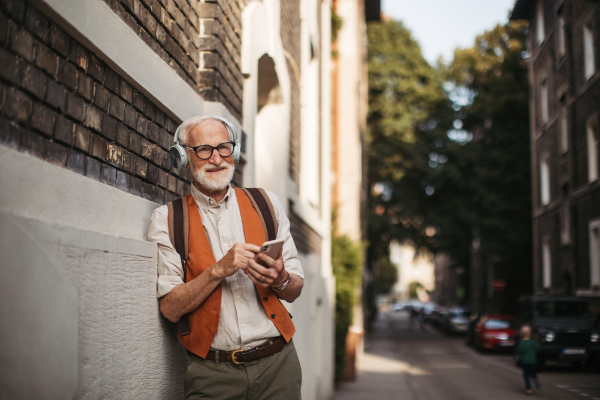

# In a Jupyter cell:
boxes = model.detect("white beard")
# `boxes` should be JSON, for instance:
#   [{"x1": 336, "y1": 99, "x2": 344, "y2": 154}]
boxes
[{"x1": 191, "y1": 160, "x2": 235, "y2": 191}]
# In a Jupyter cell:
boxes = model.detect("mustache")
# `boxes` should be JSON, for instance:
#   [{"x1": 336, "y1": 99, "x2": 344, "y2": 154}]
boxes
[{"x1": 202, "y1": 161, "x2": 231, "y2": 172}]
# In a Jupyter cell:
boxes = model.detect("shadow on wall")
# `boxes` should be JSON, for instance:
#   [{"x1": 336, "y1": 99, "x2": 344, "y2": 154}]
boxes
[
  {"x1": 257, "y1": 54, "x2": 283, "y2": 113},
  {"x1": 0, "y1": 213, "x2": 78, "y2": 399}
]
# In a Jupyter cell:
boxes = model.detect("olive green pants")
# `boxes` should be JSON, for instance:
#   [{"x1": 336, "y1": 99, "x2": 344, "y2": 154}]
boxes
[{"x1": 185, "y1": 340, "x2": 302, "y2": 400}]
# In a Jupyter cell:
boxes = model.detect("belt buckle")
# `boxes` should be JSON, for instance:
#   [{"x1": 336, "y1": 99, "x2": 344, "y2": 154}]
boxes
[{"x1": 231, "y1": 349, "x2": 247, "y2": 365}]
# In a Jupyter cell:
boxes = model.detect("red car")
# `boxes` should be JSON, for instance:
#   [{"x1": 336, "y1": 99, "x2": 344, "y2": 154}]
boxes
[{"x1": 474, "y1": 314, "x2": 516, "y2": 351}]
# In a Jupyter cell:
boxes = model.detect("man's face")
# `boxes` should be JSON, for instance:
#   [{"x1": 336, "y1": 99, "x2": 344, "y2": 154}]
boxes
[{"x1": 186, "y1": 119, "x2": 235, "y2": 192}]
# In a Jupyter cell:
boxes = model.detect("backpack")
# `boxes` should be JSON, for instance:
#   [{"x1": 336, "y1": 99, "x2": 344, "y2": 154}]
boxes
[{"x1": 167, "y1": 188, "x2": 279, "y2": 336}]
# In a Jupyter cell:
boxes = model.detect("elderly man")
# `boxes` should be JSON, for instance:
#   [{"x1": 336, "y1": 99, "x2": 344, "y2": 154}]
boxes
[{"x1": 148, "y1": 115, "x2": 303, "y2": 399}]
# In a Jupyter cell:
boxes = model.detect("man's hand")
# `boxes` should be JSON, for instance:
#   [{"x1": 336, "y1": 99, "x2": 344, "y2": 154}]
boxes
[
  {"x1": 215, "y1": 243, "x2": 260, "y2": 279},
  {"x1": 159, "y1": 242, "x2": 259, "y2": 322},
  {"x1": 245, "y1": 249, "x2": 287, "y2": 288}
]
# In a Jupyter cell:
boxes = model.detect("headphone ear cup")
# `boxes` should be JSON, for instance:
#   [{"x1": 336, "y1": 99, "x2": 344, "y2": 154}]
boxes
[
  {"x1": 170, "y1": 144, "x2": 188, "y2": 169},
  {"x1": 233, "y1": 141, "x2": 241, "y2": 164}
]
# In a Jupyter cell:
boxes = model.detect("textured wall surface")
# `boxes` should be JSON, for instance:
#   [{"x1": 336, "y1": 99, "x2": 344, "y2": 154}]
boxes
[{"x1": 0, "y1": 146, "x2": 186, "y2": 399}]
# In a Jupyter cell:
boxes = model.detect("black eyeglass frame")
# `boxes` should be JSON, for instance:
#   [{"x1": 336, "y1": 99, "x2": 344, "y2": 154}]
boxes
[{"x1": 185, "y1": 141, "x2": 236, "y2": 160}]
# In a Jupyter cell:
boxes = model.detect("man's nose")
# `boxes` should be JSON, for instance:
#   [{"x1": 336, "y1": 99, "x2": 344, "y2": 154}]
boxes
[{"x1": 208, "y1": 148, "x2": 223, "y2": 164}]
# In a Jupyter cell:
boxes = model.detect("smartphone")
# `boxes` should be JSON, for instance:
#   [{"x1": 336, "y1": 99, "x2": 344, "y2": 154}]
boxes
[{"x1": 255, "y1": 239, "x2": 284, "y2": 268}]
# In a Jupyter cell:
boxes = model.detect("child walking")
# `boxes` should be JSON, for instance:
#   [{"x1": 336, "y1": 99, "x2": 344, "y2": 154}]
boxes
[{"x1": 516, "y1": 325, "x2": 541, "y2": 395}]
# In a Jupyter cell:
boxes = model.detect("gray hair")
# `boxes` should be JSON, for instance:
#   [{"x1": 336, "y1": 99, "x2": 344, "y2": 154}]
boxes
[{"x1": 177, "y1": 115, "x2": 235, "y2": 146}]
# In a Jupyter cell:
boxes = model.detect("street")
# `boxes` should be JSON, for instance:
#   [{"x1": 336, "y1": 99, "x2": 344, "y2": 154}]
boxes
[{"x1": 334, "y1": 311, "x2": 600, "y2": 400}]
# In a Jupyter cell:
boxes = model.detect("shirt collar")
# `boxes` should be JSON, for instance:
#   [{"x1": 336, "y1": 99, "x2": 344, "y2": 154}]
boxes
[{"x1": 190, "y1": 183, "x2": 234, "y2": 211}]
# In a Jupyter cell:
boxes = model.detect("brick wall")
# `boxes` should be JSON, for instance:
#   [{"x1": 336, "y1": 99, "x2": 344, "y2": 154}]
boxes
[
  {"x1": 100, "y1": 0, "x2": 244, "y2": 119},
  {"x1": 198, "y1": 0, "x2": 245, "y2": 120},
  {"x1": 0, "y1": 0, "x2": 193, "y2": 205},
  {"x1": 281, "y1": 0, "x2": 301, "y2": 187}
]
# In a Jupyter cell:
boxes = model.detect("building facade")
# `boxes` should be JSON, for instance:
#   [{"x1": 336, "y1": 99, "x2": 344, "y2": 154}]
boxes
[
  {"x1": 512, "y1": 0, "x2": 600, "y2": 311},
  {"x1": 0, "y1": 0, "x2": 334, "y2": 398}
]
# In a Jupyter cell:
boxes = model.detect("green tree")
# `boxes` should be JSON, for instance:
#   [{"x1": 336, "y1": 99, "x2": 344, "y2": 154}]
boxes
[
  {"x1": 331, "y1": 234, "x2": 363, "y2": 382},
  {"x1": 366, "y1": 20, "x2": 451, "y2": 300},
  {"x1": 366, "y1": 20, "x2": 532, "y2": 311}
]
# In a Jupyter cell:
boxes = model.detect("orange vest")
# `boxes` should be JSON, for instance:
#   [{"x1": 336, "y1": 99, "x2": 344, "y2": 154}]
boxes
[{"x1": 177, "y1": 188, "x2": 295, "y2": 358}]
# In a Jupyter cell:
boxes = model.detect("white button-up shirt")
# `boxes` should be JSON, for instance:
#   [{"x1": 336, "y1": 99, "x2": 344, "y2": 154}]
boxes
[{"x1": 148, "y1": 184, "x2": 303, "y2": 351}]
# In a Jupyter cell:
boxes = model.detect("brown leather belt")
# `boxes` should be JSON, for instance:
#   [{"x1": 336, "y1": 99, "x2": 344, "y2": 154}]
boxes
[{"x1": 192, "y1": 336, "x2": 286, "y2": 365}]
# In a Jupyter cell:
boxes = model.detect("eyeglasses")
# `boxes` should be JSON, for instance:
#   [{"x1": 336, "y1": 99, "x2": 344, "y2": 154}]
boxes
[{"x1": 185, "y1": 142, "x2": 236, "y2": 160}]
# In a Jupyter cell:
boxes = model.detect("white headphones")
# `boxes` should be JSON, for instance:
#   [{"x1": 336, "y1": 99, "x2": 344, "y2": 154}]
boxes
[{"x1": 169, "y1": 115, "x2": 241, "y2": 169}]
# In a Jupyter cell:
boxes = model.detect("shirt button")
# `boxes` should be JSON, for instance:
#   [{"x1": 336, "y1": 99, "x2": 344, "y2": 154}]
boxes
[
  {"x1": 271, "y1": 314, "x2": 276, "y2": 319},
  {"x1": 263, "y1": 297, "x2": 268, "y2": 302}
]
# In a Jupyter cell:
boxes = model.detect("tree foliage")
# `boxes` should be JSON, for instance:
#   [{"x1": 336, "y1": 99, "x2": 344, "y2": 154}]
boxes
[
  {"x1": 366, "y1": 20, "x2": 452, "y2": 283},
  {"x1": 331, "y1": 234, "x2": 363, "y2": 382},
  {"x1": 366, "y1": 20, "x2": 532, "y2": 303}
]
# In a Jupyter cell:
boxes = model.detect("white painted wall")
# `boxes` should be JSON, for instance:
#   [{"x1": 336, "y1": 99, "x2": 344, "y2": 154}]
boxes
[
  {"x1": 242, "y1": 2, "x2": 335, "y2": 399},
  {"x1": 0, "y1": 146, "x2": 186, "y2": 399}
]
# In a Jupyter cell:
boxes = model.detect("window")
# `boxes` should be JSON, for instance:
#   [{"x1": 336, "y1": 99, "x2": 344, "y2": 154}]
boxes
[
  {"x1": 557, "y1": 14, "x2": 566, "y2": 58},
  {"x1": 561, "y1": 186, "x2": 570, "y2": 245},
  {"x1": 560, "y1": 96, "x2": 568, "y2": 153},
  {"x1": 541, "y1": 80, "x2": 549, "y2": 124},
  {"x1": 484, "y1": 319, "x2": 513, "y2": 329},
  {"x1": 591, "y1": 220, "x2": 600, "y2": 287},
  {"x1": 536, "y1": 1, "x2": 545, "y2": 44},
  {"x1": 588, "y1": 118, "x2": 599, "y2": 182},
  {"x1": 584, "y1": 23, "x2": 596, "y2": 80},
  {"x1": 543, "y1": 241, "x2": 552, "y2": 289},
  {"x1": 540, "y1": 157, "x2": 550, "y2": 205},
  {"x1": 534, "y1": 300, "x2": 589, "y2": 317}
]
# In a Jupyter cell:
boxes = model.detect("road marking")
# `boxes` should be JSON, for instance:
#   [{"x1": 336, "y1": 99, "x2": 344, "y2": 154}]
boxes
[{"x1": 555, "y1": 385, "x2": 600, "y2": 399}]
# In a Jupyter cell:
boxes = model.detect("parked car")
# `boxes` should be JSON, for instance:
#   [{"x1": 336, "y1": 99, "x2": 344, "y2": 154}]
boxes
[
  {"x1": 430, "y1": 306, "x2": 449, "y2": 329},
  {"x1": 515, "y1": 296, "x2": 600, "y2": 368},
  {"x1": 442, "y1": 307, "x2": 471, "y2": 334},
  {"x1": 474, "y1": 314, "x2": 516, "y2": 351},
  {"x1": 421, "y1": 302, "x2": 438, "y2": 320}
]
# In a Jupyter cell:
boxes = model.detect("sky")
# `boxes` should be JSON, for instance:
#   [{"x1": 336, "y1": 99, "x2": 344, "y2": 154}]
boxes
[{"x1": 381, "y1": 0, "x2": 517, "y2": 65}]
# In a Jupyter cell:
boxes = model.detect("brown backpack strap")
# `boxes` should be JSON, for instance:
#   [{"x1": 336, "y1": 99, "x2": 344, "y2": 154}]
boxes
[
  {"x1": 167, "y1": 196, "x2": 190, "y2": 336},
  {"x1": 239, "y1": 188, "x2": 278, "y2": 241}
]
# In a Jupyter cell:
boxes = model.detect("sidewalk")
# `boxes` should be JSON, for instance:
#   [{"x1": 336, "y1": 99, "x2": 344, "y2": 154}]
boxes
[{"x1": 332, "y1": 313, "x2": 417, "y2": 400}]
